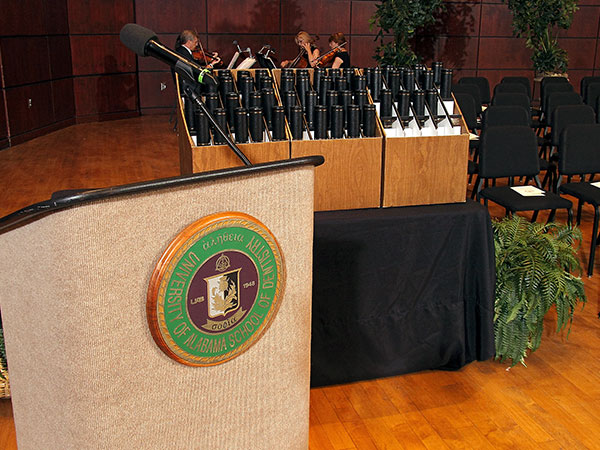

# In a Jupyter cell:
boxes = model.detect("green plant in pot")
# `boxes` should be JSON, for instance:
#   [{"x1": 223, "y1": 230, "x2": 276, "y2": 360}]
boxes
[
  {"x1": 370, "y1": 0, "x2": 444, "y2": 67},
  {"x1": 493, "y1": 216, "x2": 586, "y2": 367},
  {"x1": 502, "y1": 0, "x2": 578, "y2": 75}
]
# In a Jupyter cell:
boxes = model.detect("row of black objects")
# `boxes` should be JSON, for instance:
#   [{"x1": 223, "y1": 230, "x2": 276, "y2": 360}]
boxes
[
  {"x1": 378, "y1": 88, "x2": 441, "y2": 119},
  {"x1": 371, "y1": 65, "x2": 453, "y2": 102}
]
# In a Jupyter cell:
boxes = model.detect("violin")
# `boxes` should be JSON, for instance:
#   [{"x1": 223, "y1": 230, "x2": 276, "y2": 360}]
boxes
[
  {"x1": 192, "y1": 45, "x2": 222, "y2": 68},
  {"x1": 314, "y1": 42, "x2": 346, "y2": 67}
]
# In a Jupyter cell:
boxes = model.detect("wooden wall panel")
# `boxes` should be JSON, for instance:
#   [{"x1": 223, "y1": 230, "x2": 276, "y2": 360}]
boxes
[
  {"x1": 209, "y1": 0, "x2": 281, "y2": 34},
  {"x1": 478, "y1": 37, "x2": 532, "y2": 69},
  {"x1": 479, "y1": 3, "x2": 513, "y2": 37},
  {"x1": 73, "y1": 74, "x2": 137, "y2": 118},
  {"x1": 67, "y1": 0, "x2": 134, "y2": 34},
  {"x1": 136, "y1": 0, "x2": 207, "y2": 33},
  {"x1": 351, "y1": 1, "x2": 378, "y2": 35},
  {"x1": 561, "y1": 39, "x2": 597, "y2": 69},
  {"x1": 5, "y1": 83, "x2": 55, "y2": 136},
  {"x1": 138, "y1": 72, "x2": 176, "y2": 109},
  {"x1": 350, "y1": 36, "x2": 379, "y2": 68},
  {"x1": 281, "y1": 0, "x2": 350, "y2": 35},
  {"x1": 0, "y1": 0, "x2": 47, "y2": 36},
  {"x1": 1, "y1": 37, "x2": 52, "y2": 87},
  {"x1": 71, "y1": 35, "x2": 136, "y2": 76},
  {"x1": 564, "y1": 6, "x2": 600, "y2": 38},
  {"x1": 433, "y1": 2, "x2": 481, "y2": 37},
  {"x1": 52, "y1": 78, "x2": 76, "y2": 122},
  {"x1": 49, "y1": 36, "x2": 73, "y2": 79}
]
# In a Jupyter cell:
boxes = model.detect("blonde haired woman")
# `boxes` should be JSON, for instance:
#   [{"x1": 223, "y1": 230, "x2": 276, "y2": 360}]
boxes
[{"x1": 280, "y1": 31, "x2": 320, "y2": 68}]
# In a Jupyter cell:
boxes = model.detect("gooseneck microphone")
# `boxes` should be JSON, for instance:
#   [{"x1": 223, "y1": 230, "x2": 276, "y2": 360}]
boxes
[
  {"x1": 119, "y1": 23, "x2": 213, "y2": 85},
  {"x1": 119, "y1": 23, "x2": 251, "y2": 166}
]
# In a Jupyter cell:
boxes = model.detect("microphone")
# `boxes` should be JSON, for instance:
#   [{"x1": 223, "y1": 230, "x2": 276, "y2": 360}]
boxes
[{"x1": 119, "y1": 23, "x2": 212, "y2": 85}]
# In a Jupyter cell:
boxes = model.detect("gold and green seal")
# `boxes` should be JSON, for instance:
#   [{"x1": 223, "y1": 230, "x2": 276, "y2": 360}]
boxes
[{"x1": 147, "y1": 212, "x2": 285, "y2": 366}]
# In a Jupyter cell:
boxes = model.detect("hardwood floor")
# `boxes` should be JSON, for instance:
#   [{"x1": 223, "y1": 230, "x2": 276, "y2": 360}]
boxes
[{"x1": 1, "y1": 116, "x2": 599, "y2": 449}]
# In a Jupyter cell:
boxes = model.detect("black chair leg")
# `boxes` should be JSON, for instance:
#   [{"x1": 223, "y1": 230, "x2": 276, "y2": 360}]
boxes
[
  {"x1": 546, "y1": 209, "x2": 556, "y2": 223},
  {"x1": 567, "y1": 208, "x2": 573, "y2": 227},
  {"x1": 576, "y1": 200, "x2": 584, "y2": 226},
  {"x1": 532, "y1": 210, "x2": 540, "y2": 222},
  {"x1": 588, "y1": 207, "x2": 600, "y2": 277}
]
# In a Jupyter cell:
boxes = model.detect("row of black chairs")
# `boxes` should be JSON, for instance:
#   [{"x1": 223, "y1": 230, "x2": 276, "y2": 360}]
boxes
[{"x1": 454, "y1": 76, "x2": 600, "y2": 276}]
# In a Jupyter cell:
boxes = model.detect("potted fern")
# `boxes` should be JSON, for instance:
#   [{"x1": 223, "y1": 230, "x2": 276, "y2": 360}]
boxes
[
  {"x1": 502, "y1": 0, "x2": 579, "y2": 76},
  {"x1": 493, "y1": 216, "x2": 586, "y2": 367},
  {"x1": 370, "y1": 0, "x2": 444, "y2": 67}
]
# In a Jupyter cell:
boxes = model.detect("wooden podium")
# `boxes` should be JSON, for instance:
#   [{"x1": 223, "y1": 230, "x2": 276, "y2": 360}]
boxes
[{"x1": 0, "y1": 157, "x2": 322, "y2": 449}]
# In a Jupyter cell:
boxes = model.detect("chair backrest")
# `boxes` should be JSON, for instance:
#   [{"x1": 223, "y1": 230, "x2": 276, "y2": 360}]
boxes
[
  {"x1": 452, "y1": 84, "x2": 482, "y2": 115},
  {"x1": 454, "y1": 92, "x2": 477, "y2": 131},
  {"x1": 493, "y1": 82, "x2": 529, "y2": 98},
  {"x1": 478, "y1": 125, "x2": 540, "y2": 178},
  {"x1": 541, "y1": 81, "x2": 574, "y2": 114},
  {"x1": 540, "y1": 76, "x2": 569, "y2": 97},
  {"x1": 584, "y1": 82, "x2": 600, "y2": 110},
  {"x1": 483, "y1": 105, "x2": 531, "y2": 128},
  {"x1": 559, "y1": 123, "x2": 600, "y2": 175},
  {"x1": 491, "y1": 92, "x2": 531, "y2": 113},
  {"x1": 545, "y1": 91, "x2": 583, "y2": 123},
  {"x1": 459, "y1": 76, "x2": 491, "y2": 104},
  {"x1": 501, "y1": 76, "x2": 532, "y2": 99},
  {"x1": 580, "y1": 76, "x2": 600, "y2": 97},
  {"x1": 551, "y1": 104, "x2": 596, "y2": 147}
]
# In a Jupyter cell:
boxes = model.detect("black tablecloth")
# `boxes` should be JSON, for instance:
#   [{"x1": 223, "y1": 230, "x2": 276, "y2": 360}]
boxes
[{"x1": 311, "y1": 200, "x2": 496, "y2": 387}]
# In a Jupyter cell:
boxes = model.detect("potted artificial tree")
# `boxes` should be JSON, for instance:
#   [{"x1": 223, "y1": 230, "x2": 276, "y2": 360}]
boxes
[
  {"x1": 370, "y1": 0, "x2": 444, "y2": 67},
  {"x1": 492, "y1": 216, "x2": 586, "y2": 367},
  {"x1": 502, "y1": 0, "x2": 579, "y2": 76}
]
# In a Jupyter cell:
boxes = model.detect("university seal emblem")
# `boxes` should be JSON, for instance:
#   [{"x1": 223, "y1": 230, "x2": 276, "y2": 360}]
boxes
[{"x1": 147, "y1": 212, "x2": 285, "y2": 366}]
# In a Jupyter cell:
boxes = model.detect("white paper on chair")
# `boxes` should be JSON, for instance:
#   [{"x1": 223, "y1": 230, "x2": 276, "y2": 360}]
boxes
[
  {"x1": 511, "y1": 185, "x2": 546, "y2": 196},
  {"x1": 591, "y1": 181, "x2": 600, "y2": 189}
]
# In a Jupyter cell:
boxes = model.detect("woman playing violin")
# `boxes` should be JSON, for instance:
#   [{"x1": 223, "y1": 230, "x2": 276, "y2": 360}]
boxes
[
  {"x1": 326, "y1": 33, "x2": 350, "y2": 69},
  {"x1": 280, "y1": 31, "x2": 320, "y2": 68}
]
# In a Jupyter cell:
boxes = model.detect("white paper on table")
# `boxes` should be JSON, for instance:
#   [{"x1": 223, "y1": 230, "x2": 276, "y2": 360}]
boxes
[
  {"x1": 511, "y1": 185, "x2": 546, "y2": 196},
  {"x1": 591, "y1": 181, "x2": 600, "y2": 189}
]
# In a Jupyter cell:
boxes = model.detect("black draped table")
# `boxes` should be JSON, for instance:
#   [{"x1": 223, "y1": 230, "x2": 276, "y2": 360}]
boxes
[{"x1": 311, "y1": 200, "x2": 496, "y2": 387}]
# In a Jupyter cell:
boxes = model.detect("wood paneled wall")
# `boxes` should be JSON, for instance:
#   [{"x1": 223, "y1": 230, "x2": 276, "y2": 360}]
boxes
[{"x1": 2, "y1": 0, "x2": 600, "y2": 148}]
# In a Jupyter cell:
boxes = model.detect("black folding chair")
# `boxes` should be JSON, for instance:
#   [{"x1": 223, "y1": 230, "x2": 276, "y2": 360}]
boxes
[
  {"x1": 459, "y1": 76, "x2": 491, "y2": 105},
  {"x1": 557, "y1": 123, "x2": 600, "y2": 276},
  {"x1": 475, "y1": 126, "x2": 572, "y2": 224}
]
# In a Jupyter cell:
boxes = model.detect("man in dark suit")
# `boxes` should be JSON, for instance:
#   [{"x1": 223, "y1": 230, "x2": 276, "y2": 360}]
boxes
[{"x1": 175, "y1": 30, "x2": 200, "y2": 63}]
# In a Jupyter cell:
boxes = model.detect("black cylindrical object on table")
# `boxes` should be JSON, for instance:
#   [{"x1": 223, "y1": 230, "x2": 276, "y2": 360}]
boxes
[
  {"x1": 305, "y1": 90, "x2": 317, "y2": 130},
  {"x1": 204, "y1": 92, "x2": 219, "y2": 114},
  {"x1": 347, "y1": 104, "x2": 361, "y2": 138},
  {"x1": 281, "y1": 68, "x2": 294, "y2": 78},
  {"x1": 414, "y1": 64, "x2": 426, "y2": 85},
  {"x1": 353, "y1": 74, "x2": 367, "y2": 92},
  {"x1": 195, "y1": 108, "x2": 211, "y2": 145},
  {"x1": 313, "y1": 68, "x2": 325, "y2": 96},
  {"x1": 363, "y1": 67, "x2": 373, "y2": 90},
  {"x1": 432, "y1": 62, "x2": 443, "y2": 86},
  {"x1": 271, "y1": 105, "x2": 286, "y2": 140},
  {"x1": 254, "y1": 69, "x2": 268, "y2": 80},
  {"x1": 248, "y1": 106, "x2": 264, "y2": 143},
  {"x1": 296, "y1": 76, "x2": 310, "y2": 107},
  {"x1": 314, "y1": 105, "x2": 328, "y2": 139},
  {"x1": 380, "y1": 88, "x2": 392, "y2": 118},
  {"x1": 282, "y1": 91, "x2": 296, "y2": 120},
  {"x1": 412, "y1": 89, "x2": 425, "y2": 116},
  {"x1": 280, "y1": 74, "x2": 295, "y2": 94},
  {"x1": 238, "y1": 76, "x2": 254, "y2": 109},
  {"x1": 354, "y1": 89, "x2": 367, "y2": 124},
  {"x1": 248, "y1": 91, "x2": 262, "y2": 109},
  {"x1": 398, "y1": 90, "x2": 410, "y2": 116},
  {"x1": 225, "y1": 91, "x2": 240, "y2": 127},
  {"x1": 219, "y1": 76, "x2": 234, "y2": 100},
  {"x1": 233, "y1": 107, "x2": 248, "y2": 143},
  {"x1": 328, "y1": 68, "x2": 341, "y2": 81},
  {"x1": 403, "y1": 69, "x2": 415, "y2": 93},
  {"x1": 387, "y1": 70, "x2": 401, "y2": 100},
  {"x1": 440, "y1": 68, "x2": 453, "y2": 100},
  {"x1": 338, "y1": 90, "x2": 352, "y2": 128},
  {"x1": 422, "y1": 70, "x2": 434, "y2": 91},
  {"x1": 258, "y1": 75, "x2": 273, "y2": 91},
  {"x1": 325, "y1": 90, "x2": 337, "y2": 129},
  {"x1": 330, "y1": 105, "x2": 344, "y2": 139},
  {"x1": 319, "y1": 76, "x2": 332, "y2": 105},
  {"x1": 425, "y1": 89, "x2": 438, "y2": 116},
  {"x1": 362, "y1": 104, "x2": 376, "y2": 137},
  {"x1": 184, "y1": 98, "x2": 196, "y2": 132},
  {"x1": 261, "y1": 87, "x2": 275, "y2": 126},
  {"x1": 212, "y1": 108, "x2": 228, "y2": 145},
  {"x1": 370, "y1": 67, "x2": 382, "y2": 102},
  {"x1": 334, "y1": 77, "x2": 348, "y2": 92},
  {"x1": 289, "y1": 105, "x2": 303, "y2": 140}
]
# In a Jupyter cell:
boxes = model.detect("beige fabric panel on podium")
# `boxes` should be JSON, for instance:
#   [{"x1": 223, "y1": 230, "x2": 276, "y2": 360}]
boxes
[{"x1": 0, "y1": 166, "x2": 314, "y2": 449}]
